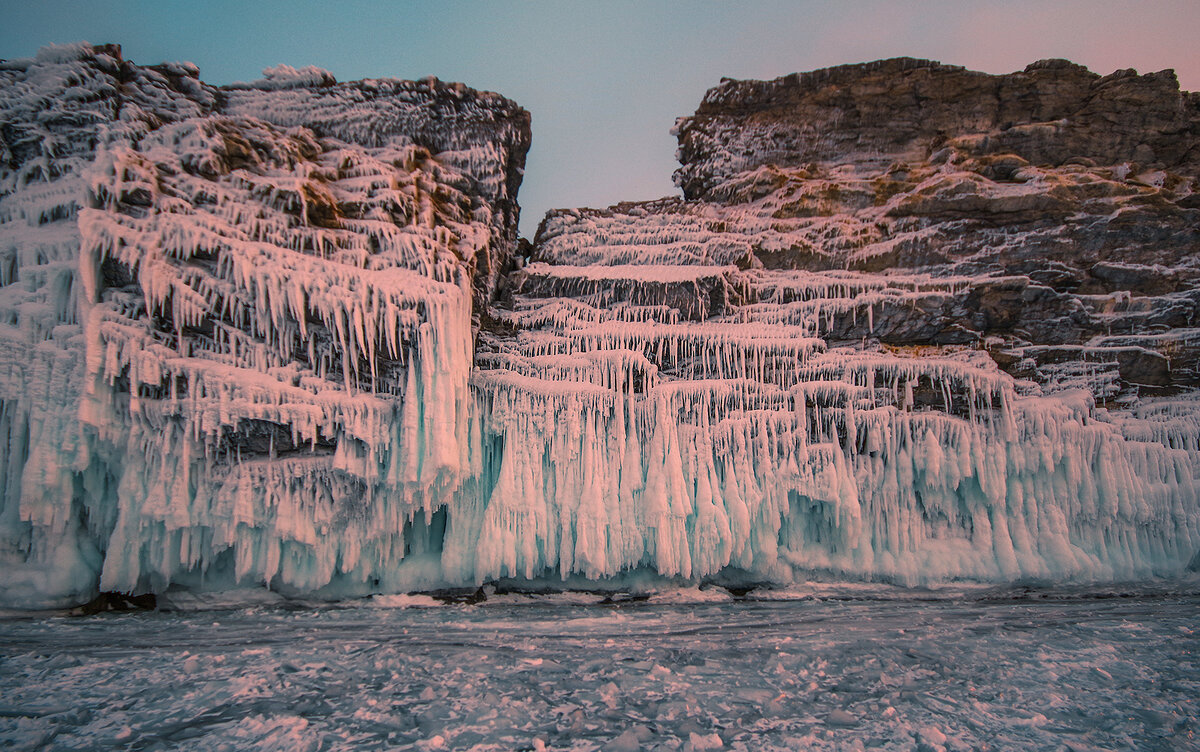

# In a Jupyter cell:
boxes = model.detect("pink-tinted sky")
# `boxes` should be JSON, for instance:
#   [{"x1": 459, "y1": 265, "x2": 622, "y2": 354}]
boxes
[{"x1": 2, "y1": 0, "x2": 1197, "y2": 236}]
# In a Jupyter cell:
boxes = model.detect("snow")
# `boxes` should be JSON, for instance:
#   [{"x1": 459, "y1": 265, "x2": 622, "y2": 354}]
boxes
[
  {"x1": 1, "y1": 585, "x2": 1197, "y2": 751},
  {"x1": 236, "y1": 64, "x2": 337, "y2": 91},
  {"x1": 523, "y1": 262, "x2": 736, "y2": 284}
]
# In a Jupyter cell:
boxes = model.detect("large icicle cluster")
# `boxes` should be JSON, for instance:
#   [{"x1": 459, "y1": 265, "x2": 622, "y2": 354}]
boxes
[
  {"x1": 1, "y1": 49, "x2": 1198, "y2": 607},
  {"x1": 0, "y1": 44, "x2": 530, "y2": 607},
  {"x1": 466, "y1": 58, "x2": 1200, "y2": 588}
]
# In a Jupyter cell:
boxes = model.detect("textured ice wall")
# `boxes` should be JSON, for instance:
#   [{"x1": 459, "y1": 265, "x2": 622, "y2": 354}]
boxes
[
  {"x1": 469, "y1": 58, "x2": 1200, "y2": 590},
  {"x1": 1, "y1": 49, "x2": 1198, "y2": 607},
  {"x1": 0, "y1": 44, "x2": 530, "y2": 607},
  {"x1": 477, "y1": 264, "x2": 1200, "y2": 588}
]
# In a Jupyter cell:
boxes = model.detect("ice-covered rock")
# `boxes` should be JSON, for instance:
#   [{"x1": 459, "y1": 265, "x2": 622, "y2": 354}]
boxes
[
  {"x1": 1, "y1": 49, "x2": 1197, "y2": 607},
  {"x1": 0, "y1": 44, "x2": 529, "y2": 607},
  {"x1": 673, "y1": 57, "x2": 1200, "y2": 199},
  {"x1": 473, "y1": 58, "x2": 1200, "y2": 591}
]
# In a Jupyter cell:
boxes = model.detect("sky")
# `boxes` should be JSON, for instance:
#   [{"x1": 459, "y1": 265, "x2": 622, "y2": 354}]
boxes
[{"x1": 2, "y1": 0, "x2": 1198, "y2": 238}]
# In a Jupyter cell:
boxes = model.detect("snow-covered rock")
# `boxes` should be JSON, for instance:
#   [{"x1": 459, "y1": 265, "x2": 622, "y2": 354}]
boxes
[
  {"x1": 0, "y1": 44, "x2": 529, "y2": 607},
  {"x1": 1, "y1": 49, "x2": 1197, "y2": 607},
  {"x1": 473, "y1": 58, "x2": 1200, "y2": 591}
]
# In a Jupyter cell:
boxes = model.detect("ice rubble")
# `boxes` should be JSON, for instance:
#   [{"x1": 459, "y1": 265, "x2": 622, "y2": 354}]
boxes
[{"x1": 0, "y1": 48, "x2": 1197, "y2": 607}]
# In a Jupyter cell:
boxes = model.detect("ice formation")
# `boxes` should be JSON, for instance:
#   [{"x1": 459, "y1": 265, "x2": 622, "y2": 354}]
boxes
[
  {"x1": 0, "y1": 44, "x2": 530, "y2": 606},
  {"x1": 1, "y1": 48, "x2": 1198, "y2": 607}
]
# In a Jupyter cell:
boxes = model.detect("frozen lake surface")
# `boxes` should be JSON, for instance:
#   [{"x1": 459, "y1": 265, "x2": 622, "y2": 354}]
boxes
[{"x1": 2, "y1": 583, "x2": 1197, "y2": 751}]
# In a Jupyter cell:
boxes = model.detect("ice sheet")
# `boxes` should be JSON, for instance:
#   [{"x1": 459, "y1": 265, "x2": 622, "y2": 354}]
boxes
[{"x1": 1, "y1": 586, "x2": 1197, "y2": 751}]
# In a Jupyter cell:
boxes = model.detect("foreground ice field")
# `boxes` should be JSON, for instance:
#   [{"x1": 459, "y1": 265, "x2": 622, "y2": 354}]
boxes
[{"x1": 1, "y1": 584, "x2": 1197, "y2": 751}]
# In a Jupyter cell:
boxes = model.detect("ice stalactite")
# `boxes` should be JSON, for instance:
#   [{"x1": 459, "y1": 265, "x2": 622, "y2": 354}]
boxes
[
  {"x1": 468, "y1": 128, "x2": 1200, "y2": 588},
  {"x1": 0, "y1": 44, "x2": 531, "y2": 606},
  {"x1": 72, "y1": 109, "x2": 490, "y2": 597},
  {"x1": 473, "y1": 257, "x2": 1200, "y2": 586},
  {"x1": 1, "y1": 48, "x2": 1197, "y2": 607}
]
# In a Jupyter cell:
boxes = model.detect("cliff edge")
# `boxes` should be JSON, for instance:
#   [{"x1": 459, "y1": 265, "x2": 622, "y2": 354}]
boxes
[{"x1": 674, "y1": 57, "x2": 1200, "y2": 199}]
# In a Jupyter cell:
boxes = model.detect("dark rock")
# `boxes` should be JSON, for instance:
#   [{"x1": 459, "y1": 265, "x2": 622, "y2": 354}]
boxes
[
  {"x1": 1090, "y1": 262, "x2": 1181, "y2": 295},
  {"x1": 426, "y1": 586, "x2": 489, "y2": 604},
  {"x1": 77, "y1": 591, "x2": 157, "y2": 615}
]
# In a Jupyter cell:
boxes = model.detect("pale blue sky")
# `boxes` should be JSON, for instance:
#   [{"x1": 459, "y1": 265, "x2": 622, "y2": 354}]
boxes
[{"x1": 2, "y1": 1, "x2": 1198, "y2": 237}]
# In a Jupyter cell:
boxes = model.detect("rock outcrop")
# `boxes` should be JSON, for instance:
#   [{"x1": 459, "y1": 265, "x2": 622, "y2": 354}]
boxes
[
  {"x1": 2, "y1": 50, "x2": 1198, "y2": 607},
  {"x1": 479, "y1": 58, "x2": 1200, "y2": 586},
  {"x1": 0, "y1": 43, "x2": 529, "y2": 606},
  {"x1": 510, "y1": 59, "x2": 1200, "y2": 403},
  {"x1": 674, "y1": 57, "x2": 1200, "y2": 199}
]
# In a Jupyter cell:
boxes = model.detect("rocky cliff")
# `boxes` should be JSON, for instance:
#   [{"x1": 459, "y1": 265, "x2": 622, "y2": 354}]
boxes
[
  {"x1": 2, "y1": 50, "x2": 1198, "y2": 607},
  {"x1": 667, "y1": 58, "x2": 1200, "y2": 398},
  {"x1": 0, "y1": 44, "x2": 530, "y2": 606},
  {"x1": 482, "y1": 58, "x2": 1200, "y2": 586},
  {"x1": 674, "y1": 57, "x2": 1200, "y2": 198}
]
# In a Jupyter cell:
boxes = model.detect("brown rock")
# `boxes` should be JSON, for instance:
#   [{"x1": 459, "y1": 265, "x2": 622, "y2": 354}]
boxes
[{"x1": 674, "y1": 58, "x2": 1200, "y2": 200}]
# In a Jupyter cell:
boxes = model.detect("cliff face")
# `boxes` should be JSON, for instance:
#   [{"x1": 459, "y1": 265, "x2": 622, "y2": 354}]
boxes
[
  {"x1": 663, "y1": 59, "x2": 1200, "y2": 395},
  {"x1": 511, "y1": 59, "x2": 1200, "y2": 399},
  {"x1": 482, "y1": 58, "x2": 1200, "y2": 587},
  {"x1": 0, "y1": 44, "x2": 529, "y2": 606},
  {"x1": 674, "y1": 57, "x2": 1200, "y2": 199},
  {"x1": 2, "y1": 50, "x2": 1198, "y2": 607}
]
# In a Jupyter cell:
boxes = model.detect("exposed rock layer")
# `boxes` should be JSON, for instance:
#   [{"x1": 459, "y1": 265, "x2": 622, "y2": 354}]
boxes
[
  {"x1": 674, "y1": 57, "x2": 1200, "y2": 199},
  {"x1": 1, "y1": 49, "x2": 1198, "y2": 607},
  {"x1": 653, "y1": 59, "x2": 1200, "y2": 399},
  {"x1": 479, "y1": 58, "x2": 1200, "y2": 588}
]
